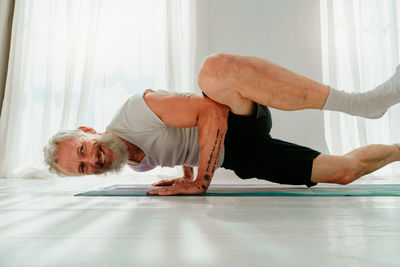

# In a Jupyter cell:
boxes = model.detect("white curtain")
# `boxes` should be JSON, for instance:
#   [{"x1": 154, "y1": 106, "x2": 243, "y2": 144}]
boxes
[
  {"x1": 0, "y1": 0, "x2": 200, "y2": 178},
  {"x1": 321, "y1": 0, "x2": 400, "y2": 176}
]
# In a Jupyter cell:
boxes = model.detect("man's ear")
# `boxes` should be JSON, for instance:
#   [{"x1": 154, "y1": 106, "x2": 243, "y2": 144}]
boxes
[{"x1": 78, "y1": 126, "x2": 97, "y2": 134}]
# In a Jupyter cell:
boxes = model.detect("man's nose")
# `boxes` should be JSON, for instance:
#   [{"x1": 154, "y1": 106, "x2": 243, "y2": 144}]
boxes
[{"x1": 83, "y1": 151, "x2": 98, "y2": 166}]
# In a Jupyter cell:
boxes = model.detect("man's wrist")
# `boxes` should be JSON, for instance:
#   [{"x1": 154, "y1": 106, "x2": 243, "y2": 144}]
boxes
[
  {"x1": 189, "y1": 179, "x2": 207, "y2": 193},
  {"x1": 194, "y1": 175, "x2": 211, "y2": 191}
]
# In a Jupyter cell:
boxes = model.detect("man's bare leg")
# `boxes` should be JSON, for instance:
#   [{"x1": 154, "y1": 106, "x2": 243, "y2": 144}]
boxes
[
  {"x1": 310, "y1": 144, "x2": 400, "y2": 185},
  {"x1": 198, "y1": 53, "x2": 400, "y2": 118},
  {"x1": 198, "y1": 53, "x2": 330, "y2": 116}
]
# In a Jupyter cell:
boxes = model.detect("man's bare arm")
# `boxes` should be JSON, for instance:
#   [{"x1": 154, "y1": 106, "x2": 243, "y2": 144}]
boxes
[
  {"x1": 144, "y1": 90, "x2": 229, "y2": 195},
  {"x1": 194, "y1": 104, "x2": 229, "y2": 192}
]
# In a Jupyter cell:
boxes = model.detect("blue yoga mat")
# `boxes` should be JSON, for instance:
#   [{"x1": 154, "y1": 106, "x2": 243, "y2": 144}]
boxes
[{"x1": 75, "y1": 184, "x2": 400, "y2": 197}]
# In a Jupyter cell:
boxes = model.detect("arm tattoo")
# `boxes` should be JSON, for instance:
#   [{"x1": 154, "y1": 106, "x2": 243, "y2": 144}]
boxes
[
  {"x1": 212, "y1": 132, "x2": 224, "y2": 173},
  {"x1": 206, "y1": 129, "x2": 220, "y2": 172},
  {"x1": 204, "y1": 129, "x2": 225, "y2": 183}
]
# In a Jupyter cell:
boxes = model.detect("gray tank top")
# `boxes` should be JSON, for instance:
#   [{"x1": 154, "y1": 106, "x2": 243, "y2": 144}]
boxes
[{"x1": 106, "y1": 89, "x2": 225, "y2": 172}]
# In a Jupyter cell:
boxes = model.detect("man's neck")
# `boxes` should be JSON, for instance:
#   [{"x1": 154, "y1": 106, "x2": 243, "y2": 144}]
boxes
[{"x1": 114, "y1": 135, "x2": 146, "y2": 163}]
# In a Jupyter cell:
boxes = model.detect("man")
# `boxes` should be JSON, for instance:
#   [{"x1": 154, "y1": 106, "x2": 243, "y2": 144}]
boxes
[{"x1": 44, "y1": 53, "x2": 400, "y2": 195}]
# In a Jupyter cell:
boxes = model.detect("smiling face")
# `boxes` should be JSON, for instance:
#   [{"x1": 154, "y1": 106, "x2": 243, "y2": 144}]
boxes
[{"x1": 55, "y1": 133, "x2": 127, "y2": 175}]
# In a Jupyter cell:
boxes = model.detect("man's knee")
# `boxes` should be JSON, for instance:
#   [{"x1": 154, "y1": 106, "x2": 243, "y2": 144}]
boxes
[
  {"x1": 312, "y1": 154, "x2": 364, "y2": 185},
  {"x1": 335, "y1": 158, "x2": 363, "y2": 185},
  {"x1": 198, "y1": 53, "x2": 241, "y2": 92}
]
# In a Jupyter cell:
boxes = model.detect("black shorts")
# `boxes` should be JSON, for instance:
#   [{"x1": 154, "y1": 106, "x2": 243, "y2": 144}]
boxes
[{"x1": 221, "y1": 103, "x2": 321, "y2": 188}]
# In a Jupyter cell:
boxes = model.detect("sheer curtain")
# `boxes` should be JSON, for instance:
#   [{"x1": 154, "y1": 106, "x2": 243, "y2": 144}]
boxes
[
  {"x1": 321, "y1": 0, "x2": 400, "y2": 176},
  {"x1": 0, "y1": 0, "x2": 199, "y2": 178}
]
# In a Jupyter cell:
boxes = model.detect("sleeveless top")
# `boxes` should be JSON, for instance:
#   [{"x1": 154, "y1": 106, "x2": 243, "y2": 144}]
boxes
[{"x1": 106, "y1": 89, "x2": 225, "y2": 172}]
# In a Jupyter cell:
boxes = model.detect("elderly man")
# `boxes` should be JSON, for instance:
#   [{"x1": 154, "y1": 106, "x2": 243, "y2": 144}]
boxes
[{"x1": 44, "y1": 54, "x2": 400, "y2": 195}]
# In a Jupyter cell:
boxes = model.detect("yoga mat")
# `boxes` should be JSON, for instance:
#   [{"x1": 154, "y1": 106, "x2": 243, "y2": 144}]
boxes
[{"x1": 75, "y1": 184, "x2": 400, "y2": 197}]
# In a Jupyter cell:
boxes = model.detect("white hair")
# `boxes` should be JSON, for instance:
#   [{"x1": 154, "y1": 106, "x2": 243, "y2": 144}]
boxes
[
  {"x1": 43, "y1": 130, "x2": 128, "y2": 176},
  {"x1": 43, "y1": 130, "x2": 85, "y2": 176}
]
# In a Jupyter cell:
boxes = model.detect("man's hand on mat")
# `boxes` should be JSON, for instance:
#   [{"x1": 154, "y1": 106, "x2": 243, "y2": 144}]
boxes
[
  {"x1": 147, "y1": 180, "x2": 206, "y2": 196},
  {"x1": 151, "y1": 176, "x2": 193, "y2": 187}
]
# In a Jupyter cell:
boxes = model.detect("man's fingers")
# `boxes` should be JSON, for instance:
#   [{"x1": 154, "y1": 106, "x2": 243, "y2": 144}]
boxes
[
  {"x1": 152, "y1": 177, "x2": 194, "y2": 187},
  {"x1": 147, "y1": 186, "x2": 179, "y2": 196},
  {"x1": 152, "y1": 179, "x2": 175, "y2": 186},
  {"x1": 158, "y1": 186, "x2": 186, "y2": 195},
  {"x1": 173, "y1": 179, "x2": 185, "y2": 185},
  {"x1": 147, "y1": 183, "x2": 191, "y2": 195},
  {"x1": 147, "y1": 189, "x2": 158, "y2": 195},
  {"x1": 147, "y1": 182, "x2": 205, "y2": 196},
  {"x1": 151, "y1": 181, "x2": 165, "y2": 186}
]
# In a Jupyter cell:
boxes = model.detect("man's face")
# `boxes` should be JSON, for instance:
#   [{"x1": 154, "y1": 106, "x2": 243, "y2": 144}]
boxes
[{"x1": 56, "y1": 133, "x2": 122, "y2": 175}]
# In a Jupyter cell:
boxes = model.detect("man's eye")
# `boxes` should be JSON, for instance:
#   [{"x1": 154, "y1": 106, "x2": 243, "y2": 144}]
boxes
[{"x1": 80, "y1": 145, "x2": 84, "y2": 154}]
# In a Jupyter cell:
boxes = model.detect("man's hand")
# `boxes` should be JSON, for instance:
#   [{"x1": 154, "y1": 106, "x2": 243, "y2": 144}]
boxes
[
  {"x1": 151, "y1": 176, "x2": 192, "y2": 186},
  {"x1": 152, "y1": 166, "x2": 194, "y2": 186},
  {"x1": 147, "y1": 180, "x2": 206, "y2": 196}
]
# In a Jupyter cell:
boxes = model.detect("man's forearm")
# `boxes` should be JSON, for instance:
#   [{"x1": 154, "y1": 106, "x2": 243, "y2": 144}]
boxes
[{"x1": 195, "y1": 104, "x2": 229, "y2": 191}]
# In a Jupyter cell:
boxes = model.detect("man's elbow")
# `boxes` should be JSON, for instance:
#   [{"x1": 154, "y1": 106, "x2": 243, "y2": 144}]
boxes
[{"x1": 197, "y1": 102, "x2": 229, "y2": 130}]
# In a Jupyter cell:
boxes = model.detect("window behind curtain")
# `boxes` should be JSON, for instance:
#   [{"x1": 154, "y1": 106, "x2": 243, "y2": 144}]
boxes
[
  {"x1": 1, "y1": 0, "x2": 197, "y2": 177},
  {"x1": 321, "y1": 0, "x2": 400, "y2": 177},
  {"x1": 31, "y1": 0, "x2": 166, "y2": 134}
]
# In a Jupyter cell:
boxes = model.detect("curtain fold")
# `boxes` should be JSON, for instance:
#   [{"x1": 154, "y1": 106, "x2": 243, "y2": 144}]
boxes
[
  {"x1": 0, "y1": 0, "x2": 199, "y2": 178},
  {"x1": 164, "y1": 0, "x2": 197, "y2": 93},
  {"x1": 0, "y1": 0, "x2": 15, "y2": 116},
  {"x1": 321, "y1": 0, "x2": 400, "y2": 176}
]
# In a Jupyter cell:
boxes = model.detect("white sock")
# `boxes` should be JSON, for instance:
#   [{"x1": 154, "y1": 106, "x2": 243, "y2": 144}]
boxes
[{"x1": 323, "y1": 65, "x2": 400, "y2": 119}]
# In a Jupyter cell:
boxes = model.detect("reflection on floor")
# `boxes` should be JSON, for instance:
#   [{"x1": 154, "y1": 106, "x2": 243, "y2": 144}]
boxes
[{"x1": 0, "y1": 168, "x2": 399, "y2": 267}]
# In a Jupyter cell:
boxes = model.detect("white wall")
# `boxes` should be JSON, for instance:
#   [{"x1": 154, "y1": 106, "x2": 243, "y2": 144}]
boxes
[{"x1": 207, "y1": 0, "x2": 326, "y2": 152}]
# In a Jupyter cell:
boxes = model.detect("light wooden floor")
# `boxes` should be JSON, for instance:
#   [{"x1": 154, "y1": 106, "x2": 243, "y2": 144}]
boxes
[{"x1": 0, "y1": 168, "x2": 399, "y2": 267}]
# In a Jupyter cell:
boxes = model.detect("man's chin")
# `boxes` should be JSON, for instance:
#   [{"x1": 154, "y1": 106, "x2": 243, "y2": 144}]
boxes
[
  {"x1": 97, "y1": 133, "x2": 128, "y2": 171},
  {"x1": 101, "y1": 160, "x2": 127, "y2": 174}
]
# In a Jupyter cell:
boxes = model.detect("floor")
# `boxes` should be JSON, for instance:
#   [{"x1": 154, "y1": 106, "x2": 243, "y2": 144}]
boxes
[{"x1": 0, "y1": 167, "x2": 400, "y2": 267}]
